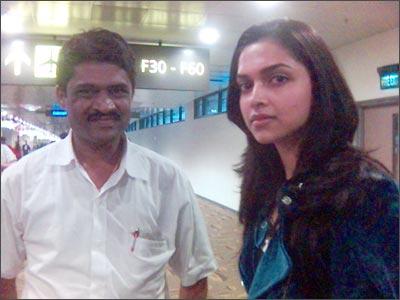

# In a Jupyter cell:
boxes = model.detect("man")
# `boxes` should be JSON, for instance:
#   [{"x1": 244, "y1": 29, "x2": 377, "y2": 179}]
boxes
[
  {"x1": 1, "y1": 136, "x2": 17, "y2": 172},
  {"x1": 1, "y1": 29, "x2": 217, "y2": 299},
  {"x1": 21, "y1": 140, "x2": 31, "y2": 156}
]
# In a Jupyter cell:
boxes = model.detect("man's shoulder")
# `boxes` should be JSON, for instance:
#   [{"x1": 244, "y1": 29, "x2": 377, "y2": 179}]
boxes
[
  {"x1": 126, "y1": 140, "x2": 188, "y2": 181},
  {"x1": 2, "y1": 142, "x2": 56, "y2": 178},
  {"x1": 128, "y1": 140, "x2": 178, "y2": 168}
]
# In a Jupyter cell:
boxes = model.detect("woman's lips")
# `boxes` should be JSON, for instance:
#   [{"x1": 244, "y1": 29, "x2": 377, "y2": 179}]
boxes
[{"x1": 250, "y1": 114, "x2": 276, "y2": 127}]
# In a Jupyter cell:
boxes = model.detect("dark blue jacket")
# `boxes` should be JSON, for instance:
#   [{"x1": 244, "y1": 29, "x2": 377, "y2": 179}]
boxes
[{"x1": 239, "y1": 169, "x2": 399, "y2": 299}]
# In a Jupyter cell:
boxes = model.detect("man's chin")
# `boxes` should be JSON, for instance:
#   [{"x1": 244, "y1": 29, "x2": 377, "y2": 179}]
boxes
[{"x1": 88, "y1": 132, "x2": 123, "y2": 146}]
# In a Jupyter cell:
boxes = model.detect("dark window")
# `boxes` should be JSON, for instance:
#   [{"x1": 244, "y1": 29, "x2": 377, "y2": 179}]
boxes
[
  {"x1": 172, "y1": 107, "x2": 180, "y2": 123},
  {"x1": 164, "y1": 109, "x2": 171, "y2": 124},
  {"x1": 221, "y1": 89, "x2": 227, "y2": 113}
]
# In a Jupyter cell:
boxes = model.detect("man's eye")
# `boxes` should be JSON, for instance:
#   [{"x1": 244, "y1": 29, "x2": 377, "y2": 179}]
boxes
[
  {"x1": 109, "y1": 86, "x2": 129, "y2": 97},
  {"x1": 75, "y1": 89, "x2": 95, "y2": 98}
]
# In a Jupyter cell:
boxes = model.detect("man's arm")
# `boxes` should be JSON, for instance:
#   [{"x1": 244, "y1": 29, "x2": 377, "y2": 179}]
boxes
[
  {"x1": 1, "y1": 162, "x2": 16, "y2": 172},
  {"x1": 179, "y1": 277, "x2": 208, "y2": 299},
  {"x1": 0, "y1": 278, "x2": 17, "y2": 299}
]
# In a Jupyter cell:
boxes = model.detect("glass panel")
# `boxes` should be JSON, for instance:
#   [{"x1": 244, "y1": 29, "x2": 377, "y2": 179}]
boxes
[
  {"x1": 221, "y1": 89, "x2": 227, "y2": 113},
  {"x1": 151, "y1": 114, "x2": 158, "y2": 127},
  {"x1": 195, "y1": 99, "x2": 203, "y2": 118},
  {"x1": 164, "y1": 109, "x2": 171, "y2": 124},
  {"x1": 172, "y1": 107, "x2": 180, "y2": 123},
  {"x1": 180, "y1": 106, "x2": 186, "y2": 121},
  {"x1": 205, "y1": 93, "x2": 219, "y2": 115},
  {"x1": 158, "y1": 111, "x2": 164, "y2": 125}
]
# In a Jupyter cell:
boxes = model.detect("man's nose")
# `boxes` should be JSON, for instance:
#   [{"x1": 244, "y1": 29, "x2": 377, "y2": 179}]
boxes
[{"x1": 92, "y1": 91, "x2": 117, "y2": 112}]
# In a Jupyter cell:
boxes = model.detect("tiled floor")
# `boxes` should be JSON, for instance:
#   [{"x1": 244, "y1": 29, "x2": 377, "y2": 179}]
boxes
[
  {"x1": 167, "y1": 197, "x2": 246, "y2": 299},
  {"x1": 16, "y1": 197, "x2": 247, "y2": 299}
]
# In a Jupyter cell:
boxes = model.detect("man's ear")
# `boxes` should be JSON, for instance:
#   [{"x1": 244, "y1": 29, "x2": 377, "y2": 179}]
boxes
[{"x1": 56, "y1": 85, "x2": 66, "y2": 108}]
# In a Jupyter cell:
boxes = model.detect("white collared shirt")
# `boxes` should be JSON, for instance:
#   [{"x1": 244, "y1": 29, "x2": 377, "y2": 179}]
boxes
[
  {"x1": 1, "y1": 132, "x2": 217, "y2": 299},
  {"x1": 1, "y1": 144, "x2": 17, "y2": 164}
]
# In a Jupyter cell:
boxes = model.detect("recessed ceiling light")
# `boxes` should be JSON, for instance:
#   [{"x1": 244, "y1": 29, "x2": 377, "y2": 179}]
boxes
[
  {"x1": 21, "y1": 104, "x2": 42, "y2": 112},
  {"x1": 254, "y1": 1, "x2": 281, "y2": 7},
  {"x1": 1, "y1": 13, "x2": 23, "y2": 33},
  {"x1": 199, "y1": 27, "x2": 220, "y2": 45},
  {"x1": 183, "y1": 49, "x2": 194, "y2": 55}
]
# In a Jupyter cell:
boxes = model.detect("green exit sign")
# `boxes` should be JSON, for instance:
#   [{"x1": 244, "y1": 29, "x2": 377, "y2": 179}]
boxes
[
  {"x1": 380, "y1": 73, "x2": 398, "y2": 89},
  {"x1": 377, "y1": 64, "x2": 399, "y2": 90}
]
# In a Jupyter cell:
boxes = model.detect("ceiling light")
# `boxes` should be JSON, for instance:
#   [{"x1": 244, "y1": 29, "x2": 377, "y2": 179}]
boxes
[
  {"x1": 1, "y1": 13, "x2": 23, "y2": 33},
  {"x1": 21, "y1": 104, "x2": 42, "y2": 112},
  {"x1": 183, "y1": 49, "x2": 194, "y2": 55},
  {"x1": 254, "y1": 1, "x2": 281, "y2": 7},
  {"x1": 37, "y1": 2, "x2": 69, "y2": 27},
  {"x1": 199, "y1": 27, "x2": 220, "y2": 45}
]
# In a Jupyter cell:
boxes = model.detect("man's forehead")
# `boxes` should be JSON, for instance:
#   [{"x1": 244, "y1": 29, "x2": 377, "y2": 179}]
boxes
[
  {"x1": 72, "y1": 61, "x2": 127, "y2": 74},
  {"x1": 68, "y1": 62, "x2": 132, "y2": 87}
]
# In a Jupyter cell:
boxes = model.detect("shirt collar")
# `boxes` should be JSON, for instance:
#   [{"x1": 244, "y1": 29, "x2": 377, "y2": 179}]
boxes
[
  {"x1": 124, "y1": 138, "x2": 150, "y2": 182},
  {"x1": 48, "y1": 130, "x2": 149, "y2": 182},
  {"x1": 47, "y1": 130, "x2": 76, "y2": 166}
]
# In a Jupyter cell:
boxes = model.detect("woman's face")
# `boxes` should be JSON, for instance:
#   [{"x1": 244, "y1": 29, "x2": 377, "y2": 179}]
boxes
[{"x1": 237, "y1": 39, "x2": 312, "y2": 148}]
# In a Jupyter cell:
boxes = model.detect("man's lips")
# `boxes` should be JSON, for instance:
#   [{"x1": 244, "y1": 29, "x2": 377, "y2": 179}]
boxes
[{"x1": 88, "y1": 113, "x2": 121, "y2": 122}]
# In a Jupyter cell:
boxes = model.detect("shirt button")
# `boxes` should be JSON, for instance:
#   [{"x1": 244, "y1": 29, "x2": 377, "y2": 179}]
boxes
[
  {"x1": 281, "y1": 195, "x2": 292, "y2": 205},
  {"x1": 260, "y1": 221, "x2": 268, "y2": 229}
]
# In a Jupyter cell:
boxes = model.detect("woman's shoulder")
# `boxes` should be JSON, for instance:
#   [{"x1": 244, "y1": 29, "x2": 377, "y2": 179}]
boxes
[
  {"x1": 358, "y1": 161, "x2": 399, "y2": 208},
  {"x1": 332, "y1": 158, "x2": 399, "y2": 232},
  {"x1": 326, "y1": 149, "x2": 398, "y2": 207}
]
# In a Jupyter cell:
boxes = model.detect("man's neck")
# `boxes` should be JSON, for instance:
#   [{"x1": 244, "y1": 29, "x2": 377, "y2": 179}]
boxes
[
  {"x1": 71, "y1": 133, "x2": 125, "y2": 190},
  {"x1": 72, "y1": 133, "x2": 124, "y2": 165}
]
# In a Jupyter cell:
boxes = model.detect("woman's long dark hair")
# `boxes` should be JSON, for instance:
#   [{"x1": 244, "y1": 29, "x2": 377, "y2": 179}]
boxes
[{"x1": 227, "y1": 19, "x2": 390, "y2": 297}]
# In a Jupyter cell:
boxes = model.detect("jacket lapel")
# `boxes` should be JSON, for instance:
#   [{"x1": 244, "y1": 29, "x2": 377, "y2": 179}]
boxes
[{"x1": 248, "y1": 231, "x2": 292, "y2": 299}]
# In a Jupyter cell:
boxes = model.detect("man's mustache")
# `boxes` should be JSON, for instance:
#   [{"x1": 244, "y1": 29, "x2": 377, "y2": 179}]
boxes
[{"x1": 87, "y1": 112, "x2": 121, "y2": 121}]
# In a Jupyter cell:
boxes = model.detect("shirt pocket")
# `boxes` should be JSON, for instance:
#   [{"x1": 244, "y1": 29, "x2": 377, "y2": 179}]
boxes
[
  {"x1": 110, "y1": 235, "x2": 171, "y2": 297},
  {"x1": 130, "y1": 237, "x2": 169, "y2": 263}
]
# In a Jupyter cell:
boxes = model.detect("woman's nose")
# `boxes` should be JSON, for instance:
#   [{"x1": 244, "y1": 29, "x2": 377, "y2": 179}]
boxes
[{"x1": 249, "y1": 82, "x2": 269, "y2": 108}]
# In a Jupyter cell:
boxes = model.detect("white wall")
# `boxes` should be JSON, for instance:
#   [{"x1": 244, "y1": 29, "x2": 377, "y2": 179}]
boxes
[
  {"x1": 128, "y1": 102, "x2": 246, "y2": 211},
  {"x1": 333, "y1": 27, "x2": 399, "y2": 101},
  {"x1": 129, "y1": 28, "x2": 399, "y2": 211}
]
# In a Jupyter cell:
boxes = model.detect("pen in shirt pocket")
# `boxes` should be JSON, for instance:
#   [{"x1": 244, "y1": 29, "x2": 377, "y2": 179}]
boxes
[{"x1": 130, "y1": 228, "x2": 140, "y2": 252}]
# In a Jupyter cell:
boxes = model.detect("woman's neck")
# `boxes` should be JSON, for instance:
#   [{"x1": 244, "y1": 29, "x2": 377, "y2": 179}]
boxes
[{"x1": 275, "y1": 139, "x2": 301, "y2": 180}]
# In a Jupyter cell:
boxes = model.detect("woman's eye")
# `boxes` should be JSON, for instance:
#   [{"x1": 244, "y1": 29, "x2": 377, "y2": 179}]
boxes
[
  {"x1": 270, "y1": 74, "x2": 288, "y2": 85},
  {"x1": 237, "y1": 82, "x2": 253, "y2": 92}
]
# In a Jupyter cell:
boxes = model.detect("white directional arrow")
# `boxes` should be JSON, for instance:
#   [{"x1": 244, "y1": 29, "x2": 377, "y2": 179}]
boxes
[{"x1": 4, "y1": 41, "x2": 31, "y2": 76}]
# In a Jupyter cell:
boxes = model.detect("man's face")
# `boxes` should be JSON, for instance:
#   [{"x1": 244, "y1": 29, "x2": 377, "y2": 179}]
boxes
[{"x1": 57, "y1": 62, "x2": 133, "y2": 147}]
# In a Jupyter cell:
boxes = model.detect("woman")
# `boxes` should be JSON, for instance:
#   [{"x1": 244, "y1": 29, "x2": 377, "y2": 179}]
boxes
[{"x1": 227, "y1": 19, "x2": 399, "y2": 299}]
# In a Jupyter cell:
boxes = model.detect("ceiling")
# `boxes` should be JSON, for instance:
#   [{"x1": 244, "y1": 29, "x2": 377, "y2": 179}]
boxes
[{"x1": 1, "y1": 1, "x2": 399, "y2": 135}]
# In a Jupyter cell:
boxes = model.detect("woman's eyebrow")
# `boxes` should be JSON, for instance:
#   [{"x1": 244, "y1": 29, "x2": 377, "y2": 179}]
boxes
[{"x1": 237, "y1": 63, "x2": 292, "y2": 80}]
